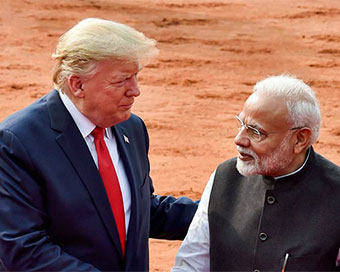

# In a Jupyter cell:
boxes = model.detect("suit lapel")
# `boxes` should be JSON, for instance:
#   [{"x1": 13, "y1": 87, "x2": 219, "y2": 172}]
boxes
[{"x1": 46, "y1": 90, "x2": 124, "y2": 258}]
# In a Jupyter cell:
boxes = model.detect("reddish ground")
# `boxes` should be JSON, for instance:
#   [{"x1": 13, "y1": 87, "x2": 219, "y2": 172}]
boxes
[{"x1": 2, "y1": 0, "x2": 340, "y2": 271}]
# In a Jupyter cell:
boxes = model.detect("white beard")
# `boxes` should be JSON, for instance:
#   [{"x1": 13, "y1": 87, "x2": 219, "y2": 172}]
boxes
[{"x1": 236, "y1": 132, "x2": 293, "y2": 177}]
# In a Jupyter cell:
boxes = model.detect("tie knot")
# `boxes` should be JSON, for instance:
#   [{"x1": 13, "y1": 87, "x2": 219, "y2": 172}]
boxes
[{"x1": 91, "y1": 127, "x2": 105, "y2": 140}]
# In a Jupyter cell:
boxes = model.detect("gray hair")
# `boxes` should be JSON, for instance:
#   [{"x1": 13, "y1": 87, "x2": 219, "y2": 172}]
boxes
[
  {"x1": 52, "y1": 18, "x2": 159, "y2": 90},
  {"x1": 253, "y1": 74, "x2": 321, "y2": 145}
]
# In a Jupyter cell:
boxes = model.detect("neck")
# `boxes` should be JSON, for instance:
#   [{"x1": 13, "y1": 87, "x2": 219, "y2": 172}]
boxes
[{"x1": 272, "y1": 148, "x2": 309, "y2": 178}]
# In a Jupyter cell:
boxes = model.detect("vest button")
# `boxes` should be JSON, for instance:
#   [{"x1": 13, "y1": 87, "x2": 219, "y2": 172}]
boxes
[
  {"x1": 267, "y1": 196, "x2": 275, "y2": 204},
  {"x1": 259, "y1": 232, "x2": 268, "y2": 241},
  {"x1": 254, "y1": 270, "x2": 260, "y2": 272}
]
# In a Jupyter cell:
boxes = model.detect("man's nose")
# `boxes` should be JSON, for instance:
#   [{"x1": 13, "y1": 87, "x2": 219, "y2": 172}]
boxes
[
  {"x1": 126, "y1": 76, "x2": 140, "y2": 97},
  {"x1": 234, "y1": 127, "x2": 250, "y2": 147}
]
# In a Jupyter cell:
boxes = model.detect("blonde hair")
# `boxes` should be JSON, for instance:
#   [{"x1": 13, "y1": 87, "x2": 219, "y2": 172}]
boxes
[
  {"x1": 52, "y1": 18, "x2": 159, "y2": 90},
  {"x1": 253, "y1": 74, "x2": 321, "y2": 145}
]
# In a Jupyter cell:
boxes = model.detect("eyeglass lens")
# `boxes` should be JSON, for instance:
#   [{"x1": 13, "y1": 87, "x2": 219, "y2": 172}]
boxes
[{"x1": 235, "y1": 116, "x2": 262, "y2": 142}]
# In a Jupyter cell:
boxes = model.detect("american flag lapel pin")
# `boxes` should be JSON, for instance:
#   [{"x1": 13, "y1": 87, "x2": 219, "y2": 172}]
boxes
[{"x1": 123, "y1": 134, "x2": 130, "y2": 144}]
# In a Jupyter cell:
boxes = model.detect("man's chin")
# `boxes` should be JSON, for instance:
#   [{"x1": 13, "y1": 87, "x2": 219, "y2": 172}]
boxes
[
  {"x1": 236, "y1": 158, "x2": 257, "y2": 176},
  {"x1": 112, "y1": 112, "x2": 132, "y2": 126}
]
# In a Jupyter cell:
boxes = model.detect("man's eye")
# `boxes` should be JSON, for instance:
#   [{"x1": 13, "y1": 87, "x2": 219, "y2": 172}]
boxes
[
  {"x1": 112, "y1": 79, "x2": 127, "y2": 85},
  {"x1": 248, "y1": 126, "x2": 260, "y2": 136}
]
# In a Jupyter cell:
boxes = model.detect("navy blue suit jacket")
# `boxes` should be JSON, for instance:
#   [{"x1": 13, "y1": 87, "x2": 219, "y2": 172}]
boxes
[{"x1": 0, "y1": 90, "x2": 197, "y2": 271}]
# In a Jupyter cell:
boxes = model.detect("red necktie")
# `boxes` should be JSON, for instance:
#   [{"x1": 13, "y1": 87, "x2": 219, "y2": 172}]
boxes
[{"x1": 91, "y1": 127, "x2": 125, "y2": 255}]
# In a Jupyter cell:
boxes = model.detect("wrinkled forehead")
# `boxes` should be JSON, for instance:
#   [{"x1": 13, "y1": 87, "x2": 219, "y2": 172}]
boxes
[
  {"x1": 96, "y1": 59, "x2": 140, "y2": 75},
  {"x1": 240, "y1": 92, "x2": 290, "y2": 131}
]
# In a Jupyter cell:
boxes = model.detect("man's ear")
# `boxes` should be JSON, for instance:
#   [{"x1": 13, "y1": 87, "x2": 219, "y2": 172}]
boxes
[
  {"x1": 293, "y1": 128, "x2": 312, "y2": 154},
  {"x1": 68, "y1": 75, "x2": 85, "y2": 98}
]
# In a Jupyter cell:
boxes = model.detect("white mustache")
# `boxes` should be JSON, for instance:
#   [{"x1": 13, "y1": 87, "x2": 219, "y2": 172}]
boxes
[{"x1": 236, "y1": 146, "x2": 256, "y2": 158}]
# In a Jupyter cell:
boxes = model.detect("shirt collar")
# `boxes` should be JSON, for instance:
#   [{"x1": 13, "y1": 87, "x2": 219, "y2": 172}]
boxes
[
  {"x1": 59, "y1": 91, "x2": 113, "y2": 139},
  {"x1": 274, "y1": 147, "x2": 311, "y2": 180}
]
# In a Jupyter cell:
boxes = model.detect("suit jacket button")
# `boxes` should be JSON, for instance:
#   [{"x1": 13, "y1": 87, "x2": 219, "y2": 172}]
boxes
[
  {"x1": 267, "y1": 196, "x2": 275, "y2": 204},
  {"x1": 254, "y1": 270, "x2": 260, "y2": 272},
  {"x1": 259, "y1": 232, "x2": 268, "y2": 241}
]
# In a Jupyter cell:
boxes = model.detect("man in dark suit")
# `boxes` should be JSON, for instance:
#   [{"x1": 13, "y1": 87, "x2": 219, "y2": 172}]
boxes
[{"x1": 0, "y1": 18, "x2": 197, "y2": 271}]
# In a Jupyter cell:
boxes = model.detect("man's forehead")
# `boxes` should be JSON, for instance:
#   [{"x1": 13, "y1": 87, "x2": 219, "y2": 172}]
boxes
[
  {"x1": 102, "y1": 60, "x2": 140, "y2": 76},
  {"x1": 245, "y1": 92, "x2": 287, "y2": 113},
  {"x1": 241, "y1": 92, "x2": 289, "y2": 130}
]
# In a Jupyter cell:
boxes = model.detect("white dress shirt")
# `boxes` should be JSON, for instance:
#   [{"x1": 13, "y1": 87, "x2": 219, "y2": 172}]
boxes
[
  {"x1": 59, "y1": 91, "x2": 131, "y2": 235},
  {"x1": 172, "y1": 150, "x2": 311, "y2": 271}
]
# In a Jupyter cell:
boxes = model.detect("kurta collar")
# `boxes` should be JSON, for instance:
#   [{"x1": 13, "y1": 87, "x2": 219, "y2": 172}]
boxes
[
  {"x1": 274, "y1": 147, "x2": 311, "y2": 180},
  {"x1": 262, "y1": 147, "x2": 314, "y2": 185}
]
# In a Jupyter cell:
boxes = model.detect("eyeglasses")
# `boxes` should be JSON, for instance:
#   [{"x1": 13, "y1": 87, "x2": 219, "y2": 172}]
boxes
[{"x1": 235, "y1": 115, "x2": 304, "y2": 142}]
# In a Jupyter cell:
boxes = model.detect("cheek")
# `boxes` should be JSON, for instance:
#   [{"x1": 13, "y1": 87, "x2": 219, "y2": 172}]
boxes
[
  {"x1": 102, "y1": 86, "x2": 125, "y2": 100},
  {"x1": 250, "y1": 144, "x2": 267, "y2": 157},
  {"x1": 254, "y1": 137, "x2": 283, "y2": 153},
  {"x1": 251, "y1": 144, "x2": 276, "y2": 162}
]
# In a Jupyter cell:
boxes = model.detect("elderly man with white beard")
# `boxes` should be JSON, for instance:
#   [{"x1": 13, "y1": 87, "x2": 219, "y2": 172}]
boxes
[{"x1": 172, "y1": 74, "x2": 340, "y2": 272}]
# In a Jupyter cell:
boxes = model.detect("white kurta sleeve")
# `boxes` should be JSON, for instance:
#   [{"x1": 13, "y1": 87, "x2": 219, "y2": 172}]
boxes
[{"x1": 171, "y1": 171, "x2": 216, "y2": 272}]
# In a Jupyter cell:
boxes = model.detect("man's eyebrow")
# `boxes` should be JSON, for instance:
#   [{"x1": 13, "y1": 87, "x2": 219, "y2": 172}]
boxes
[
  {"x1": 247, "y1": 120, "x2": 265, "y2": 131},
  {"x1": 112, "y1": 68, "x2": 141, "y2": 78},
  {"x1": 110, "y1": 72, "x2": 133, "y2": 79},
  {"x1": 239, "y1": 114, "x2": 265, "y2": 131},
  {"x1": 114, "y1": 73, "x2": 129, "y2": 78}
]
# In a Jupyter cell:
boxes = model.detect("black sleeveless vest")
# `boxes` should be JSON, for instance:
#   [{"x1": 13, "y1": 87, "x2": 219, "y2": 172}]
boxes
[{"x1": 208, "y1": 148, "x2": 340, "y2": 271}]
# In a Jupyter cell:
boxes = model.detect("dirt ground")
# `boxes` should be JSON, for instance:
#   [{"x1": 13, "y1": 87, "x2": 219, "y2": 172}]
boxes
[{"x1": 2, "y1": 0, "x2": 340, "y2": 271}]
